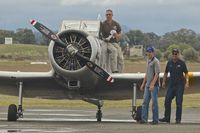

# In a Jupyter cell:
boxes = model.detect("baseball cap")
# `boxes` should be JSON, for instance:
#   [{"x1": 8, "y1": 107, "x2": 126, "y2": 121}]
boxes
[
  {"x1": 146, "y1": 46, "x2": 155, "y2": 53},
  {"x1": 172, "y1": 48, "x2": 179, "y2": 53}
]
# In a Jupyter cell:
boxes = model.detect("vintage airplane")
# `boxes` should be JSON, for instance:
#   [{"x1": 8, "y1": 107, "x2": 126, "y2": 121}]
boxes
[{"x1": 0, "y1": 19, "x2": 200, "y2": 122}]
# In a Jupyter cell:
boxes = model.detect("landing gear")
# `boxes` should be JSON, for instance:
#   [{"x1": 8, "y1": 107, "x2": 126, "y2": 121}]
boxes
[
  {"x1": 82, "y1": 97, "x2": 103, "y2": 122},
  {"x1": 131, "y1": 83, "x2": 141, "y2": 122},
  {"x1": 7, "y1": 82, "x2": 24, "y2": 121},
  {"x1": 96, "y1": 105, "x2": 102, "y2": 122}
]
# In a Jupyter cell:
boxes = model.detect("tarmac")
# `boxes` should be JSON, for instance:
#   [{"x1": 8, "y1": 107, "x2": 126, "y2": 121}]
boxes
[{"x1": 0, "y1": 107, "x2": 200, "y2": 133}]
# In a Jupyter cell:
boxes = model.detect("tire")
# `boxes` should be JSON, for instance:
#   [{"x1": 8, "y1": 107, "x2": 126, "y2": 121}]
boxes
[
  {"x1": 97, "y1": 117, "x2": 102, "y2": 122},
  {"x1": 96, "y1": 110, "x2": 102, "y2": 122},
  {"x1": 7, "y1": 104, "x2": 18, "y2": 121}
]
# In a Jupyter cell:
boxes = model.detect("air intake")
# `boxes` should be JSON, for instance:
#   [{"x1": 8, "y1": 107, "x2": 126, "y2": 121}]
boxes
[{"x1": 67, "y1": 80, "x2": 80, "y2": 90}]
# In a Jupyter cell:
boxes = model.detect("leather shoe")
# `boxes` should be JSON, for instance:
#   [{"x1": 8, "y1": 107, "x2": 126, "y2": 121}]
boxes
[
  {"x1": 159, "y1": 118, "x2": 170, "y2": 123},
  {"x1": 176, "y1": 120, "x2": 181, "y2": 124},
  {"x1": 150, "y1": 121, "x2": 158, "y2": 125}
]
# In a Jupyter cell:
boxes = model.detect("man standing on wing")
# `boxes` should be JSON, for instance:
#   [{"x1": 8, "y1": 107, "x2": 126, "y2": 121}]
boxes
[{"x1": 100, "y1": 9, "x2": 124, "y2": 73}]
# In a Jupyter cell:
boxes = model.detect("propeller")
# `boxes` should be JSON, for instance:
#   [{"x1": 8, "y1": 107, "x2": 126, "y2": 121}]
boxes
[{"x1": 30, "y1": 19, "x2": 114, "y2": 83}]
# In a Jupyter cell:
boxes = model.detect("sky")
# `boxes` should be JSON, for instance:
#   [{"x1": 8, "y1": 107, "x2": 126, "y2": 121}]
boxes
[{"x1": 0, "y1": 0, "x2": 200, "y2": 35}]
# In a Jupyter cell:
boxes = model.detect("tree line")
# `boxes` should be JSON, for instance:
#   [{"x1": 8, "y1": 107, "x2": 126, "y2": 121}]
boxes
[
  {"x1": 0, "y1": 28, "x2": 50, "y2": 45},
  {"x1": 122, "y1": 28, "x2": 200, "y2": 61},
  {"x1": 1, "y1": 28, "x2": 200, "y2": 61}
]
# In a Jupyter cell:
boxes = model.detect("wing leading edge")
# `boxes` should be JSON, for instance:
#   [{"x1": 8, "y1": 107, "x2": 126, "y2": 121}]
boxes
[
  {"x1": 0, "y1": 70, "x2": 68, "y2": 99},
  {"x1": 0, "y1": 70, "x2": 54, "y2": 80}
]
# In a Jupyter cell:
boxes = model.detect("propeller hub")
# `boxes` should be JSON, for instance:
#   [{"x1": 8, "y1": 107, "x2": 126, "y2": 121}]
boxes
[
  {"x1": 67, "y1": 44, "x2": 78, "y2": 56},
  {"x1": 52, "y1": 30, "x2": 92, "y2": 71}
]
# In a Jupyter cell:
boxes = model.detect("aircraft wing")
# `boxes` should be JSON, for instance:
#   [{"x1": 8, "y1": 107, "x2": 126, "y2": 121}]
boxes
[
  {"x1": 0, "y1": 70, "x2": 66, "y2": 99},
  {"x1": 111, "y1": 73, "x2": 145, "y2": 80},
  {"x1": 185, "y1": 72, "x2": 200, "y2": 93},
  {"x1": 0, "y1": 70, "x2": 54, "y2": 80},
  {"x1": 94, "y1": 73, "x2": 145, "y2": 100},
  {"x1": 110, "y1": 72, "x2": 200, "y2": 88},
  {"x1": 94, "y1": 72, "x2": 200, "y2": 100}
]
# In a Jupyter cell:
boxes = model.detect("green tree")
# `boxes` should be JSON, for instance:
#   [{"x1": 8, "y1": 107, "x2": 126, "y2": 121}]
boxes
[
  {"x1": 160, "y1": 28, "x2": 200, "y2": 51},
  {"x1": 125, "y1": 30, "x2": 160, "y2": 50},
  {"x1": 0, "y1": 30, "x2": 15, "y2": 44},
  {"x1": 182, "y1": 48, "x2": 199, "y2": 61},
  {"x1": 155, "y1": 49, "x2": 162, "y2": 60},
  {"x1": 126, "y1": 30, "x2": 145, "y2": 46},
  {"x1": 144, "y1": 32, "x2": 160, "y2": 49},
  {"x1": 40, "y1": 35, "x2": 50, "y2": 45},
  {"x1": 179, "y1": 43, "x2": 192, "y2": 52},
  {"x1": 15, "y1": 28, "x2": 36, "y2": 44}
]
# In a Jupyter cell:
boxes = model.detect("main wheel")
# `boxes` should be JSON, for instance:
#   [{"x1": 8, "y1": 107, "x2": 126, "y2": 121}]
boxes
[
  {"x1": 7, "y1": 104, "x2": 18, "y2": 121},
  {"x1": 96, "y1": 110, "x2": 102, "y2": 122}
]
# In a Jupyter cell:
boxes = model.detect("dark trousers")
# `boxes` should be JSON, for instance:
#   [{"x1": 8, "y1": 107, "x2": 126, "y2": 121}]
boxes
[{"x1": 164, "y1": 83, "x2": 184, "y2": 121}]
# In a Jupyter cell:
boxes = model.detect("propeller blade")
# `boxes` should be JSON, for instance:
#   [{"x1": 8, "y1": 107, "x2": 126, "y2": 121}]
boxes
[
  {"x1": 76, "y1": 52, "x2": 114, "y2": 83},
  {"x1": 30, "y1": 19, "x2": 114, "y2": 83},
  {"x1": 30, "y1": 19, "x2": 66, "y2": 48}
]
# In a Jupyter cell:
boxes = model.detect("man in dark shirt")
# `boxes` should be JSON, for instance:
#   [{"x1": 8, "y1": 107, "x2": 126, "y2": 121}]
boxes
[
  {"x1": 100, "y1": 9, "x2": 124, "y2": 73},
  {"x1": 159, "y1": 48, "x2": 189, "y2": 124}
]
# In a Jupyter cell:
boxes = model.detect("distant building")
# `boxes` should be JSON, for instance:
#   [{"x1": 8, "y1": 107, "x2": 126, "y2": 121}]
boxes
[
  {"x1": 5, "y1": 37, "x2": 13, "y2": 44},
  {"x1": 129, "y1": 45, "x2": 143, "y2": 57}
]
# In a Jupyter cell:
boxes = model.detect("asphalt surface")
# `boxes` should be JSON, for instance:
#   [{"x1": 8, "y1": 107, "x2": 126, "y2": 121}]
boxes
[{"x1": 0, "y1": 107, "x2": 200, "y2": 133}]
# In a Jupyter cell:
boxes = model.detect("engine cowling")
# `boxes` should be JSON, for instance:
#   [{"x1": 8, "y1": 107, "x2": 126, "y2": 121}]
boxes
[{"x1": 49, "y1": 29, "x2": 99, "y2": 79}]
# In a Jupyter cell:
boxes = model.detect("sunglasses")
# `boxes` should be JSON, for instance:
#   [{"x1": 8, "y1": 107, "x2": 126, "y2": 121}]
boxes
[
  {"x1": 106, "y1": 14, "x2": 112, "y2": 16},
  {"x1": 172, "y1": 53, "x2": 178, "y2": 55}
]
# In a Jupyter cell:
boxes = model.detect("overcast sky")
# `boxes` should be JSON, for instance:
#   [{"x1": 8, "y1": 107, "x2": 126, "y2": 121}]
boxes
[{"x1": 0, "y1": 0, "x2": 200, "y2": 35}]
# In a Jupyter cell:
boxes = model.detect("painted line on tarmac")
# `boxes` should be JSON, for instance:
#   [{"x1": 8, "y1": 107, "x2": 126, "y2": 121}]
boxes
[
  {"x1": 23, "y1": 113, "x2": 92, "y2": 117},
  {"x1": 0, "y1": 129, "x2": 77, "y2": 133},
  {"x1": 25, "y1": 109, "x2": 95, "y2": 113},
  {"x1": 1, "y1": 112, "x2": 92, "y2": 116},
  {"x1": 0, "y1": 117, "x2": 135, "y2": 122},
  {"x1": 0, "y1": 125, "x2": 8, "y2": 128}
]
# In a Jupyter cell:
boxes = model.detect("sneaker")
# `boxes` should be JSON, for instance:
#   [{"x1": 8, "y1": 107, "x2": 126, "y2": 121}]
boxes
[
  {"x1": 176, "y1": 120, "x2": 181, "y2": 124},
  {"x1": 159, "y1": 118, "x2": 170, "y2": 123},
  {"x1": 150, "y1": 121, "x2": 158, "y2": 125},
  {"x1": 140, "y1": 120, "x2": 147, "y2": 124}
]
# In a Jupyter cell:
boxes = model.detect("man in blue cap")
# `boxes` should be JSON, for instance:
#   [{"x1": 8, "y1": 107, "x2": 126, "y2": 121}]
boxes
[{"x1": 140, "y1": 46, "x2": 160, "y2": 124}]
